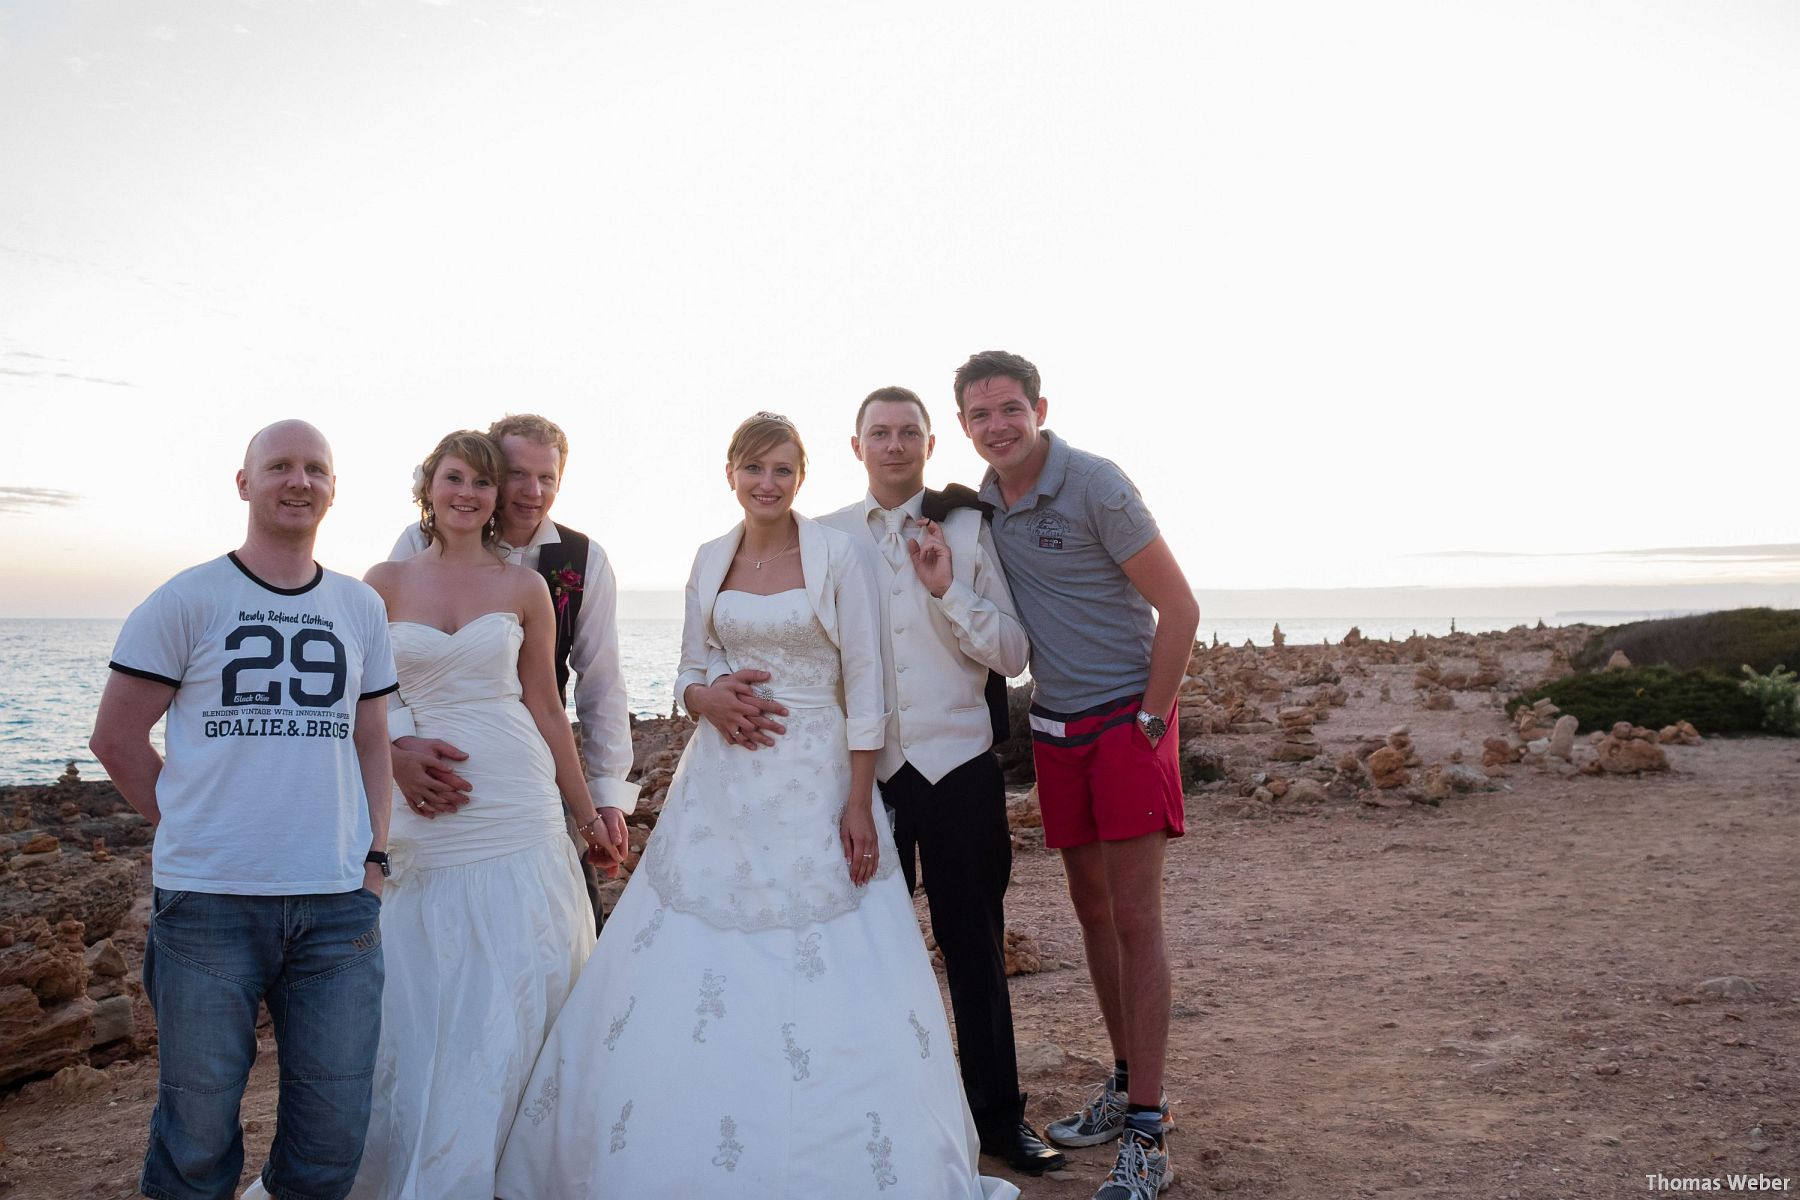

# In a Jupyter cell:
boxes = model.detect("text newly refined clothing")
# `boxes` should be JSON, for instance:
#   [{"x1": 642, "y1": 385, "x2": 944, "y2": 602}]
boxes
[{"x1": 108, "y1": 553, "x2": 398, "y2": 894}]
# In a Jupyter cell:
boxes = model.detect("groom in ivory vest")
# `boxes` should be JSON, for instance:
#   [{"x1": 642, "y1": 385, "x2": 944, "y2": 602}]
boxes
[
  {"x1": 821, "y1": 386, "x2": 1065, "y2": 1174},
  {"x1": 386, "y1": 413, "x2": 634, "y2": 913}
]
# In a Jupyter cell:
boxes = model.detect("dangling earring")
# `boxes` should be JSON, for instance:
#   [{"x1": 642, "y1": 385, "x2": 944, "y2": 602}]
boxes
[
  {"x1": 420, "y1": 502, "x2": 436, "y2": 542},
  {"x1": 484, "y1": 511, "x2": 500, "y2": 543}
]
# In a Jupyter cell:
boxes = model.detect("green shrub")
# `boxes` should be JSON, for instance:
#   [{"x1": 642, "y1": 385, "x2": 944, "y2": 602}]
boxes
[
  {"x1": 1573, "y1": 608, "x2": 1800, "y2": 676},
  {"x1": 1509, "y1": 666, "x2": 1765, "y2": 735},
  {"x1": 1740, "y1": 664, "x2": 1800, "y2": 736}
]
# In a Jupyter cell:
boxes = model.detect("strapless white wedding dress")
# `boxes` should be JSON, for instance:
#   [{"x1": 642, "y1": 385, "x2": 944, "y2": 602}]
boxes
[
  {"x1": 349, "y1": 611, "x2": 595, "y2": 1200},
  {"x1": 495, "y1": 589, "x2": 1015, "y2": 1200}
]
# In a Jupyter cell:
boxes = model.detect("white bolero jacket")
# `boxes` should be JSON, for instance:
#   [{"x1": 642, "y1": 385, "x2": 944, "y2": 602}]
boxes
[{"x1": 674, "y1": 512, "x2": 890, "y2": 751}]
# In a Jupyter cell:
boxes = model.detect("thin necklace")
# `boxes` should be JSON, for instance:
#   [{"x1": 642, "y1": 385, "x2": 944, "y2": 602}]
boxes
[{"x1": 743, "y1": 533, "x2": 795, "y2": 570}]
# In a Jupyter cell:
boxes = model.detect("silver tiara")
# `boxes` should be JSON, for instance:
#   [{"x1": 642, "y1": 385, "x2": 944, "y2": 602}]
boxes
[{"x1": 751, "y1": 410, "x2": 795, "y2": 427}]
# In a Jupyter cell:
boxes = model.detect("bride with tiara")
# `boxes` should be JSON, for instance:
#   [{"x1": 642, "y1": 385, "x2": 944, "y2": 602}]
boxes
[{"x1": 496, "y1": 413, "x2": 1015, "y2": 1199}]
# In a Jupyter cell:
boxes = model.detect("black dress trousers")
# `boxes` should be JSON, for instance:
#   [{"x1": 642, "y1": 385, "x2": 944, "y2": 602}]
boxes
[{"x1": 880, "y1": 749, "x2": 1022, "y2": 1139}]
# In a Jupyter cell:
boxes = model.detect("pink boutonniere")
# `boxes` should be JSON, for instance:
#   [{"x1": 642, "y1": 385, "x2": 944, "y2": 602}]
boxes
[{"x1": 550, "y1": 567, "x2": 584, "y2": 621}]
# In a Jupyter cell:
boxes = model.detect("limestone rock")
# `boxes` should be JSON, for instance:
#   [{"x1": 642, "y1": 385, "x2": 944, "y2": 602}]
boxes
[
  {"x1": 0, "y1": 917, "x2": 89, "y2": 1003},
  {"x1": 1596, "y1": 734, "x2": 1669, "y2": 775},
  {"x1": 1386, "y1": 728, "x2": 1421, "y2": 766},
  {"x1": 1005, "y1": 787, "x2": 1044, "y2": 831},
  {"x1": 29, "y1": 1062, "x2": 107, "y2": 1101},
  {"x1": 1015, "y1": 1041, "x2": 1068, "y2": 1075},
  {"x1": 1440, "y1": 764, "x2": 1491, "y2": 793},
  {"x1": 83, "y1": 938, "x2": 127, "y2": 980},
  {"x1": 0, "y1": 852, "x2": 138, "y2": 943},
  {"x1": 1178, "y1": 741, "x2": 1226, "y2": 788},
  {"x1": 1658, "y1": 721, "x2": 1705, "y2": 746},
  {"x1": 1269, "y1": 731, "x2": 1320, "y2": 762},
  {"x1": 1694, "y1": 975, "x2": 1758, "y2": 1000},
  {"x1": 1367, "y1": 747, "x2": 1410, "y2": 789},
  {"x1": 1285, "y1": 779, "x2": 1329, "y2": 805},
  {"x1": 1003, "y1": 928, "x2": 1042, "y2": 976},
  {"x1": 595, "y1": 877, "x2": 629, "y2": 916},
  {"x1": 1213, "y1": 793, "x2": 1271, "y2": 818},
  {"x1": 0, "y1": 917, "x2": 98, "y2": 1084},
  {"x1": 1605, "y1": 650, "x2": 1632, "y2": 670},
  {"x1": 1277, "y1": 707, "x2": 1314, "y2": 730},
  {"x1": 89, "y1": 993, "x2": 134, "y2": 1045},
  {"x1": 1362, "y1": 790, "x2": 1411, "y2": 809},
  {"x1": 1548, "y1": 715, "x2": 1578, "y2": 760},
  {"x1": 1482, "y1": 737, "x2": 1521, "y2": 768}
]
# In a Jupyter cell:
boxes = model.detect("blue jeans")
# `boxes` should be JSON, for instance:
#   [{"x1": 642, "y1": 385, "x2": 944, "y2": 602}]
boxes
[{"x1": 141, "y1": 887, "x2": 384, "y2": 1200}]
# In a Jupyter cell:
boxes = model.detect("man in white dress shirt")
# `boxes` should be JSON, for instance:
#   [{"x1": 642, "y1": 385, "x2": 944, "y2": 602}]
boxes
[
  {"x1": 387, "y1": 414, "x2": 635, "y2": 913},
  {"x1": 816, "y1": 386, "x2": 1066, "y2": 1175}
]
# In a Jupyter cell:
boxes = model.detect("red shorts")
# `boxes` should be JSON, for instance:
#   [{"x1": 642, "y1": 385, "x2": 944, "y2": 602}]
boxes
[{"x1": 1030, "y1": 694, "x2": 1185, "y2": 849}]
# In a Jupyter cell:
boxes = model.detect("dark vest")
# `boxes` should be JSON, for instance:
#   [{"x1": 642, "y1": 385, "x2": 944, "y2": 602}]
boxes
[
  {"x1": 534, "y1": 523, "x2": 591, "y2": 705},
  {"x1": 920, "y1": 485, "x2": 1011, "y2": 747}
]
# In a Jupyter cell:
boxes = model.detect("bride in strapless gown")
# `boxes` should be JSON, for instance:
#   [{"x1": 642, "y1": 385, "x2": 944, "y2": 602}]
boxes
[
  {"x1": 350, "y1": 612, "x2": 595, "y2": 1199},
  {"x1": 341, "y1": 431, "x2": 619, "y2": 1200},
  {"x1": 496, "y1": 415, "x2": 1014, "y2": 1200}
]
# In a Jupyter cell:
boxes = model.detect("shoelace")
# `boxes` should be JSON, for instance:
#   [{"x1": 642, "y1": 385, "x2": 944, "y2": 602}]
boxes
[
  {"x1": 1072, "y1": 1080, "x2": 1125, "y2": 1127},
  {"x1": 1108, "y1": 1129, "x2": 1162, "y2": 1185}
]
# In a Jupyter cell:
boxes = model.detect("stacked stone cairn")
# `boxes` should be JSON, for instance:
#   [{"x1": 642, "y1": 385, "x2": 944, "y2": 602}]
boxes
[{"x1": 1270, "y1": 706, "x2": 1321, "y2": 762}]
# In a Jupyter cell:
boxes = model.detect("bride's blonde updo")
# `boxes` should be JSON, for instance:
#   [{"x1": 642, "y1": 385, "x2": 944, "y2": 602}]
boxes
[
  {"x1": 413, "y1": 429, "x2": 509, "y2": 549},
  {"x1": 725, "y1": 411, "x2": 808, "y2": 478}
]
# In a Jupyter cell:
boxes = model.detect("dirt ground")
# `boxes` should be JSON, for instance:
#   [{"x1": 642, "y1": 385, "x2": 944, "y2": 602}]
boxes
[{"x1": 4, "y1": 649, "x2": 1797, "y2": 1199}]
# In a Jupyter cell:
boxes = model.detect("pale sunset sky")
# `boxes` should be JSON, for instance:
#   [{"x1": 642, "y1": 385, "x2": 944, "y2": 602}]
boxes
[{"x1": 2, "y1": 0, "x2": 1796, "y2": 619}]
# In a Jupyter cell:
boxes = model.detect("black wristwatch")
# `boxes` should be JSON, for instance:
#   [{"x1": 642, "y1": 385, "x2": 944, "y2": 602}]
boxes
[
  {"x1": 364, "y1": 850, "x2": 392, "y2": 879},
  {"x1": 1135, "y1": 710, "x2": 1168, "y2": 744}
]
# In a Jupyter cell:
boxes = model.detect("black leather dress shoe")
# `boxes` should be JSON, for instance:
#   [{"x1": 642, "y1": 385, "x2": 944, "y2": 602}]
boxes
[{"x1": 980, "y1": 1121, "x2": 1068, "y2": 1175}]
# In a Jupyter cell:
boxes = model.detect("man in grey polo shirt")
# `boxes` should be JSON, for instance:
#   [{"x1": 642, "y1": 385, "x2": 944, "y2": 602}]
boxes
[{"x1": 956, "y1": 350, "x2": 1199, "y2": 1200}]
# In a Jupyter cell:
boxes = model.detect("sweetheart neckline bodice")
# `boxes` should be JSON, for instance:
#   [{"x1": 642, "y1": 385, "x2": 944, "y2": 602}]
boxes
[{"x1": 389, "y1": 610, "x2": 520, "y2": 638}]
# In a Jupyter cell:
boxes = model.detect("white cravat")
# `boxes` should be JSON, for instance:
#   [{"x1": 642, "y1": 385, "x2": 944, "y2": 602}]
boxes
[{"x1": 878, "y1": 508, "x2": 908, "y2": 572}]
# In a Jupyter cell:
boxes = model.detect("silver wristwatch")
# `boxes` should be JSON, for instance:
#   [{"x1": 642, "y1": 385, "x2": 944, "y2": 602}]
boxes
[{"x1": 1135, "y1": 709, "x2": 1168, "y2": 743}]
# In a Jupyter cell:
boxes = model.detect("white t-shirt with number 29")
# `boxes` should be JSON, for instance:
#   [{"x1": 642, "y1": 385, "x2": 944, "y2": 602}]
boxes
[{"x1": 109, "y1": 553, "x2": 399, "y2": 895}]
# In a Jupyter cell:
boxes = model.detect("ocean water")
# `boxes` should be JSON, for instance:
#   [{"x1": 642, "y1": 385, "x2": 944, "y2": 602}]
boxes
[
  {"x1": 1, "y1": 617, "x2": 680, "y2": 786},
  {"x1": 0, "y1": 613, "x2": 1541, "y2": 785}
]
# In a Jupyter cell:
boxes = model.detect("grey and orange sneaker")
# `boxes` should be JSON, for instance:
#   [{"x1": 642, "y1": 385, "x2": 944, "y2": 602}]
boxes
[
  {"x1": 1044, "y1": 1078, "x2": 1171, "y2": 1148},
  {"x1": 1093, "y1": 1125, "x2": 1174, "y2": 1198}
]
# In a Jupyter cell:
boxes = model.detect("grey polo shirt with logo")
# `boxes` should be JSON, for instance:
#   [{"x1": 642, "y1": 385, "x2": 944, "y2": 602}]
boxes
[{"x1": 978, "y1": 429, "x2": 1161, "y2": 714}]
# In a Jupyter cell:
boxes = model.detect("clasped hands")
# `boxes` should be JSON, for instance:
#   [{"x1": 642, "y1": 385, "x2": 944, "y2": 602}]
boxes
[
  {"x1": 687, "y1": 671, "x2": 878, "y2": 885},
  {"x1": 684, "y1": 670, "x2": 789, "y2": 750}
]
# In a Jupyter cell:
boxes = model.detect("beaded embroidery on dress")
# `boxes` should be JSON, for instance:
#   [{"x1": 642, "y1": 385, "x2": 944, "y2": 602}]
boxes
[
  {"x1": 642, "y1": 589, "x2": 899, "y2": 932},
  {"x1": 495, "y1": 588, "x2": 1015, "y2": 1200}
]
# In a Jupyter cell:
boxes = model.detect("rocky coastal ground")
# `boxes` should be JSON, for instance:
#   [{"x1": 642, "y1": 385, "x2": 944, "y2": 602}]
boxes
[{"x1": 1, "y1": 624, "x2": 1794, "y2": 1198}]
